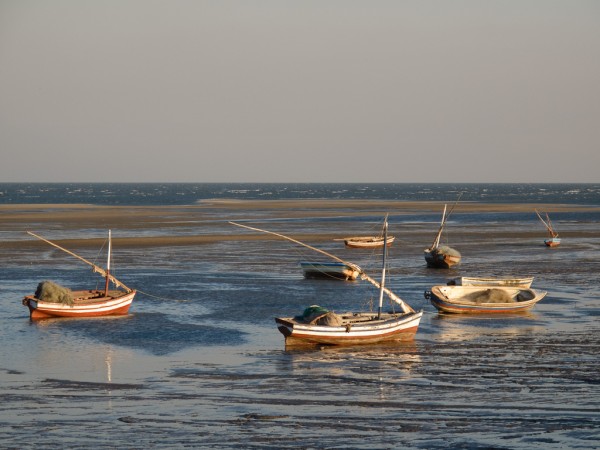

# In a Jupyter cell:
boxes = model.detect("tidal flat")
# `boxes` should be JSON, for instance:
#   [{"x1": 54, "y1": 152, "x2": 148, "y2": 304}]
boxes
[{"x1": 1, "y1": 200, "x2": 599, "y2": 449}]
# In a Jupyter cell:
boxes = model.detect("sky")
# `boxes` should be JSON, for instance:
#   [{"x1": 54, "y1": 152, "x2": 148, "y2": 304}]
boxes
[{"x1": 0, "y1": 1, "x2": 599, "y2": 183}]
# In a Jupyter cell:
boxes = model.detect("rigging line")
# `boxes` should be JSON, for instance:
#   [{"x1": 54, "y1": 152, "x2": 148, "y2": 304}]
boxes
[
  {"x1": 92, "y1": 238, "x2": 108, "y2": 269},
  {"x1": 135, "y1": 289, "x2": 192, "y2": 303},
  {"x1": 445, "y1": 191, "x2": 464, "y2": 219}
]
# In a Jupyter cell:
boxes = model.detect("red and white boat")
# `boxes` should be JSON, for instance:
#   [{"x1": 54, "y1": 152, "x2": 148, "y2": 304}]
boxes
[
  {"x1": 275, "y1": 308, "x2": 422, "y2": 347},
  {"x1": 22, "y1": 231, "x2": 136, "y2": 320}
]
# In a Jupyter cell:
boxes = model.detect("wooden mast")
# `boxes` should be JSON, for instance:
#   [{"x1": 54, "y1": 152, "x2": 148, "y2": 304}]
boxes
[
  {"x1": 428, "y1": 193, "x2": 463, "y2": 251},
  {"x1": 377, "y1": 216, "x2": 388, "y2": 319},
  {"x1": 104, "y1": 230, "x2": 112, "y2": 295},
  {"x1": 430, "y1": 204, "x2": 447, "y2": 250},
  {"x1": 535, "y1": 210, "x2": 559, "y2": 238}
]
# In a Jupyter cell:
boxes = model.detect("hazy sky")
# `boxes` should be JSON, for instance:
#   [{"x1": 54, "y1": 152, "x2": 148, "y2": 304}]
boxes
[{"x1": 1, "y1": 1, "x2": 599, "y2": 183}]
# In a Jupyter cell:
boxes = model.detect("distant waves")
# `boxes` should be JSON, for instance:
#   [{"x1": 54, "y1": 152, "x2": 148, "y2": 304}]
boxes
[{"x1": 0, "y1": 182, "x2": 598, "y2": 206}]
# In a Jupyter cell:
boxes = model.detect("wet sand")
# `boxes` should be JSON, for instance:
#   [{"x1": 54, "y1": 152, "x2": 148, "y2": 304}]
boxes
[
  {"x1": 2, "y1": 200, "x2": 599, "y2": 248},
  {"x1": 1, "y1": 200, "x2": 599, "y2": 449}
]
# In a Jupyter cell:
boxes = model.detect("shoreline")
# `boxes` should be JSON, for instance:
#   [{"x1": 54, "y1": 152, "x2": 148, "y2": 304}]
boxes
[{"x1": 1, "y1": 199, "x2": 598, "y2": 215}]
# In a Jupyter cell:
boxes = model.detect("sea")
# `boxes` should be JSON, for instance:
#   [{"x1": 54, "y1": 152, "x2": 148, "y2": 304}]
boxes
[
  {"x1": 1, "y1": 182, "x2": 600, "y2": 205},
  {"x1": 1, "y1": 183, "x2": 599, "y2": 449}
]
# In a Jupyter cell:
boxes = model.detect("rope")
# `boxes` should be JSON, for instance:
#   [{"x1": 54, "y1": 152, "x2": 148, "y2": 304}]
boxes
[{"x1": 134, "y1": 289, "x2": 192, "y2": 303}]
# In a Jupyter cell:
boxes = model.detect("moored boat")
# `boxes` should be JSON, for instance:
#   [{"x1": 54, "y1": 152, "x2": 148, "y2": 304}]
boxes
[
  {"x1": 424, "y1": 197, "x2": 462, "y2": 268},
  {"x1": 342, "y1": 235, "x2": 395, "y2": 249},
  {"x1": 425, "y1": 245, "x2": 461, "y2": 269},
  {"x1": 535, "y1": 209, "x2": 560, "y2": 247},
  {"x1": 23, "y1": 287, "x2": 136, "y2": 320},
  {"x1": 22, "y1": 231, "x2": 136, "y2": 320},
  {"x1": 275, "y1": 309, "x2": 422, "y2": 347},
  {"x1": 425, "y1": 285, "x2": 547, "y2": 314},
  {"x1": 300, "y1": 261, "x2": 361, "y2": 281}
]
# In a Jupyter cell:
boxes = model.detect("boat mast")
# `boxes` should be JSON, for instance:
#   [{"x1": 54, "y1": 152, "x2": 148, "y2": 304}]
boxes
[
  {"x1": 535, "y1": 210, "x2": 558, "y2": 238},
  {"x1": 431, "y1": 204, "x2": 447, "y2": 250},
  {"x1": 377, "y1": 217, "x2": 388, "y2": 319},
  {"x1": 545, "y1": 213, "x2": 558, "y2": 238},
  {"x1": 430, "y1": 193, "x2": 463, "y2": 250},
  {"x1": 104, "y1": 230, "x2": 112, "y2": 295}
]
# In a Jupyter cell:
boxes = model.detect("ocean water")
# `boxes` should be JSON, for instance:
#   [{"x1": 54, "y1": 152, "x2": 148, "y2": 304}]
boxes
[
  {"x1": 1, "y1": 182, "x2": 600, "y2": 205},
  {"x1": 1, "y1": 184, "x2": 599, "y2": 449}
]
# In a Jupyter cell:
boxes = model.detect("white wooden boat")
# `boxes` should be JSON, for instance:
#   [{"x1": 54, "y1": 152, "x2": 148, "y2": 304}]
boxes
[
  {"x1": 535, "y1": 209, "x2": 560, "y2": 247},
  {"x1": 275, "y1": 309, "x2": 422, "y2": 347},
  {"x1": 449, "y1": 276, "x2": 534, "y2": 288},
  {"x1": 300, "y1": 261, "x2": 361, "y2": 281},
  {"x1": 424, "y1": 198, "x2": 462, "y2": 268},
  {"x1": 425, "y1": 285, "x2": 547, "y2": 314},
  {"x1": 342, "y1": 235, "x2": 395, "y2": 249},
  {"x1": 230, "y1": 219, "x2": 423, "y2": 348},
  {"x1": 22, "y1": 231, "x2": 136, "y2": 320}
]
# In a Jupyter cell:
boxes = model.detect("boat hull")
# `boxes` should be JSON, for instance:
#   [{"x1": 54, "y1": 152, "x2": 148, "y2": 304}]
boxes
[
  {"x1": 275, "y1": 311, "x2": 423, "y2": 347},
  {"x1": 424, "y1": 248, "x2": 461, "y2": 269},
  {"x1": 545, "y1": 238, "x2": 561, "y2": 247},
  {"x1": 22, "y1": 290, "x2": 136, "y2": 320},
  {"x1": 300, "y1": 262, "x2": 361, "y2": 281},
  {"x1": 343, "y1": 236, "x2": 395, "y2": 249},
  {"x1": 425, "y1": 285, "x2": 546, "y2": 314}
]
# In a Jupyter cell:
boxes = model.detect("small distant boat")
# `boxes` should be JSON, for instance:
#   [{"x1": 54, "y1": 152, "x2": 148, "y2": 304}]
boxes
[
  {"x1": 424, "y1": 196, "x2": 462, "y2": 268},
  {"x1": 339, "y1": 215, "x2": 396, "y2": 249},
  {"x1": 425, "y1": 245, "x2": 461, "y2": 269},
  {"x1": 300, "y1": 261, "x2": 361, "y2": 281},
  {"x1": 230, "y1": 219, "x2": 423, "y2": 348},
  {"x1": 425, "y1": 285, "x2": 547, "y2": 314},
  {"x1": 449, "y1": 276, "x2": 534, "y2": 288},
  {"x1": 22, "y1": 231, "x2": 136, "y2": 320},
  {"x1": 342, "y1": 235, "x2": 395, "y2": 249},
  {"x1": 535, "y1": 210, "x2": 560, "y2": 247}
]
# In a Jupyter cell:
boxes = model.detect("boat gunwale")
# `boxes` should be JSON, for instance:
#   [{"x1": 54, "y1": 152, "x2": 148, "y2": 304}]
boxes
[{"x1": 452, "y1": 276, "x2": 534, "y2": 288}]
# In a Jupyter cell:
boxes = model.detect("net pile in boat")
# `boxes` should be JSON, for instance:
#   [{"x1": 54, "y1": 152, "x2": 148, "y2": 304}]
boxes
[
  {"x1": 465, "y1": 288, "x2": 514, "y2": 304},
  {"x1": 34, "y1": 281, "x2": 74, "y2": 305},
  {"x1": 295, "y1": 305, "x2": 343, "y2": 326}
]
